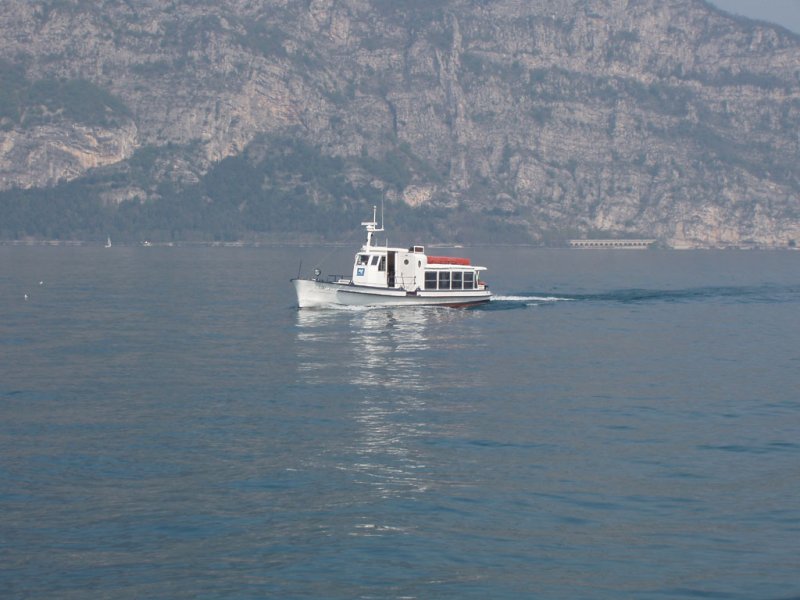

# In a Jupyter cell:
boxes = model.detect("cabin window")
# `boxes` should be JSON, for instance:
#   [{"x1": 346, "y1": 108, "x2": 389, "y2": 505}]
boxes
[
  {"x1": 464, "y1": 271, "x2": 475, "y2": 289},
  {"x1": 438, "y1": 271, "x2": 450, "y2": 289},
  {"x1": 378, "y1": 256, "x2": 386, "y2": 272},
  {"x1": 357, "y1": 254, "x2": 369, "y2": 265},
  {"x1": 451, "y1": 271, "x2": 463, "y2": 290},
  {"x1": 371, "y1": 255, "x2": 380, "y2": 266},
  {"x1": 425, "y1": 271, "x2": 437, "y2": 290}
]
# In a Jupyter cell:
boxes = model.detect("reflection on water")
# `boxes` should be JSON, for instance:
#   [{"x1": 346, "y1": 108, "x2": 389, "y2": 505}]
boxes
[
  {"x1": 295, "y1": 306, "x2": 481, "y2": 390},
  {"x1": 350, "y1": 307, "x2": 429, "y2": 390},
  {"x1": 294, "y1": 306, "x2": 486, "y2": 530}
]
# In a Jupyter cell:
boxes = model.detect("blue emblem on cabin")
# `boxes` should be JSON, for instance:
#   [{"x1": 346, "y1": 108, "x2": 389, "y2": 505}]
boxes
[{"x1": 357, "y1": 268, "x2": 365, "y2": 276}]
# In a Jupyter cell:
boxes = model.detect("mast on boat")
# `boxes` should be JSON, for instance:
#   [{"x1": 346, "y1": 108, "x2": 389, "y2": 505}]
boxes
[{"x1": 361, "y1": 205, "x2": 384, "y2": 249}]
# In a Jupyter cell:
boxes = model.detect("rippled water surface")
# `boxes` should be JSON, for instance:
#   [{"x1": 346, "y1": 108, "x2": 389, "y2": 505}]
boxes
[{"x1": 2, "y1": 246, "x2": 799, "y2": 599}]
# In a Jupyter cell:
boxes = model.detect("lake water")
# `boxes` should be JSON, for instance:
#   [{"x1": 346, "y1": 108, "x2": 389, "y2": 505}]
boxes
[{"x1": 1, "y1": 245, "x2": 799, "y2": 599}]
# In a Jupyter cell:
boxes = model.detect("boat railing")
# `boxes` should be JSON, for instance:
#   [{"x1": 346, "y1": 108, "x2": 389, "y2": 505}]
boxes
[
  {"x1": 313, "y1": 273, "x2": 350, "y2": 284},
  {"x1": 394, "y1": 274, "x2": 418, "y2": 290}
]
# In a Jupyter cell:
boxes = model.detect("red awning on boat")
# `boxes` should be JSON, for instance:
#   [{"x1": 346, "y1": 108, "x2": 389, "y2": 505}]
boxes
[{"x1": 427, "y1": 256, "x2": 471, "y2": 266}]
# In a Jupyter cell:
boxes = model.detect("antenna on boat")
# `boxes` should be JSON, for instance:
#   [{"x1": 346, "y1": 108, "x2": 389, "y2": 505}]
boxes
[
  {"x1": 362, "y1": 205, "x2": 384, "y2": 249},
  {"x1": 381, "y1": 198, "x2": 387, "y2": 246}
]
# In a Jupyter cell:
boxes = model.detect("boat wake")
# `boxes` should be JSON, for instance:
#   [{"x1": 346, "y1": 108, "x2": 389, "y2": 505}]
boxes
[
  {"x1": 486, "y1": 284, "x2": 800, "y2": 309},
  {"x1": 492, "y1": 294, "x2": 570, "y2": 303},
  {"x1": 485, "y1": 295, "x2": 572, "y2": 309}
]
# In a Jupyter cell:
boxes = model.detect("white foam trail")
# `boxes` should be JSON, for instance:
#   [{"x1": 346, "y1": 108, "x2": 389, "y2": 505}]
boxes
[{"x1": 491, "y1": 295, "x2": 571, "y2": 303}]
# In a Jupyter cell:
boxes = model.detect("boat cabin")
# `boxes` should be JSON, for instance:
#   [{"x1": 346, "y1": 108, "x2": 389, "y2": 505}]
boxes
[{"x1": 351, "y1": 245, "x2": 485, "y2": 292}]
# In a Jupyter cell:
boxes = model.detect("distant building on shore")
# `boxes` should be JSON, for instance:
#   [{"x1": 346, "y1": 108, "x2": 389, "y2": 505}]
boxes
[{"x1": 569, "y1": 239, "x2": 655, "y2": 249}]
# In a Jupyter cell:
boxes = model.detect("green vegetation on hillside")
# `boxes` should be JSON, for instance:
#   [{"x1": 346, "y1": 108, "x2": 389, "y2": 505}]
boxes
[
  {"x1": 0, "y1": 60, "x2": 129, "y2": 129},
  {"x1": 0, "y1": 135, "x2": 526, "y2": 242}
]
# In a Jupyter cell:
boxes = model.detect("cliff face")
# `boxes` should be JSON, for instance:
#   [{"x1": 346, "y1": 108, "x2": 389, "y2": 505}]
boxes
[{"x1": 1, "y1": 0, "x2": 798, "y2": 247}]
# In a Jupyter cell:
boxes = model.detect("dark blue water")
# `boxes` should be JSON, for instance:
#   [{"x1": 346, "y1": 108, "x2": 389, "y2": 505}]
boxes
[{"x1": 2, "y1": 246, "x2": 799, "y2": 599}]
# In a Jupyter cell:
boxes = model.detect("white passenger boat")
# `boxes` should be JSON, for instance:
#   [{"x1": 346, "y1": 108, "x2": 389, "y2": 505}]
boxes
[{"x1": 292, "y1": 209, "x2": 491, "y2": 308}]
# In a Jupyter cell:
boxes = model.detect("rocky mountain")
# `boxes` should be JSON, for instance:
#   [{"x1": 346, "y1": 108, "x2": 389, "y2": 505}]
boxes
[{"x1": 1, "y1": 0, "x2": 798, "y2": 247}]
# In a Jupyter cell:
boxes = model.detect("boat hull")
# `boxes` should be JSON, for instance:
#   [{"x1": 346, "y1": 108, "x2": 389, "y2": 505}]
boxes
[{"x1": 292, "y1": 278, "x2": 491, "y2": 308}]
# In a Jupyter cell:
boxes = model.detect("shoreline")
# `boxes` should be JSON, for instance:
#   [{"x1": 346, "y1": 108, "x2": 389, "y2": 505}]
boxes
[{"x1": 1, "y1": 239, "x2": 797, "y2": 251}]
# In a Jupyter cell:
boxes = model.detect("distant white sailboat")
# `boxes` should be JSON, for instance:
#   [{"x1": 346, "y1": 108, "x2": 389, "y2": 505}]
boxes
[{"x1": 105, "y1": 236, "x2": 112, "y2": 248}]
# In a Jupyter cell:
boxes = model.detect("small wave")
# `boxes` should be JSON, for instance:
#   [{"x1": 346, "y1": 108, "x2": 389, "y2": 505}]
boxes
[{"x1": 698, "y1": 441, "x2": 800, "y2": 455}]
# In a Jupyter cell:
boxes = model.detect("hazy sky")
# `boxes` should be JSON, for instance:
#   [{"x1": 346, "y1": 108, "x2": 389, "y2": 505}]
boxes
[{"x1": 707, "y1": 0, "x2": 800, "y2": 34}]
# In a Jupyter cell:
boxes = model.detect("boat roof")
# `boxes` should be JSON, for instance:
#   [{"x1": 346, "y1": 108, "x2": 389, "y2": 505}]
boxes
[{"x1": 357, "y1": 207, "x2": 485, "y2": 269}]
